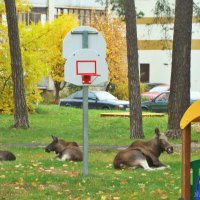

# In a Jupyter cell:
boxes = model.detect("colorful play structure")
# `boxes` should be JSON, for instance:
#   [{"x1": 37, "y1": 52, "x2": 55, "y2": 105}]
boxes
[{"x1": 180, "y1": 100, "x2": 200, "y2": 200}]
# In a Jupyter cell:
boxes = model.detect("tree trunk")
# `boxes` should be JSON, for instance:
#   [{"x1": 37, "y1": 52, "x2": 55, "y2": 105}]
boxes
[
  {"x1": 5, "y1": 0, "x2": 29, "y2": 128},
  {"x1": 124, "y1": 0, "x2": 144, "y2": 138},
  {"x1": 167, "y1": 0, "x2": 193, "y2": 139},
  {"x1": 54, "y1": 81, "x2": 66, "y2": 104},
  {"x1": 54, "y1": 81, "x2": 60, "y2": 104}
]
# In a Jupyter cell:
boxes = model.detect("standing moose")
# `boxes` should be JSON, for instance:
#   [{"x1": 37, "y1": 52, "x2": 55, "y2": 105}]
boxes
[
  {"x1": 113, "y1": 128, "x2": 173, "y2": 170},
  {"x1": 45, "y1": 136, "x2": 83, "y2": 161}
]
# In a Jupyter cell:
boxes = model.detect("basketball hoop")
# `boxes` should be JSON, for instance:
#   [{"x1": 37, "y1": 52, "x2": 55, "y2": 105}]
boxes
[
  {"x1": 81, "y1": 74, "x2": 100, "y2": 84},
  {"x1": 76, "y1": 60, "x2": 100, "y2": 84}
]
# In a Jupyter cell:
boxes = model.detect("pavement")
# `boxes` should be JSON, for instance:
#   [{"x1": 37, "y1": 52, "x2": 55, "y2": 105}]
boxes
[{"x1": 1, "y1": 143, "x2": 200, "y2": 152}]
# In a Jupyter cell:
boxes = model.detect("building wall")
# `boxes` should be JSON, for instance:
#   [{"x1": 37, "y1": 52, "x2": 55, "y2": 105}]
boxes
[
  {"x1": 22, "y1": 0, "x2": 200, "y2": 92},
  {"x1": 28, "y1": 0, "x2": 104, "y2": 9},
  {"x1": 135, "y1": 0, "x2": 200, "y2": 92},
  {"x1": 25, "y1": 0, "x2": 105, "y2": 25}
]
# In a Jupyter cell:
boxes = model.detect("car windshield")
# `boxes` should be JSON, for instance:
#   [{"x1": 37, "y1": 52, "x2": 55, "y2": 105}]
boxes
[
  {"x1": 149, "y1": 86, "x2": 169, "y2": 92},
  {"x1": 94, "y1": 91, "x2": 117, "y2": 101},
  {"x1": 155, "y1": 93, "x2": 169, "y2": 101}
]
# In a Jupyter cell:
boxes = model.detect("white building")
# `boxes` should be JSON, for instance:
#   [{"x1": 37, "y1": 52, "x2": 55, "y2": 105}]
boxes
[
  {"x1": 20, "y1": 0, "x2": 105, "y2": 25},
  {"x1": 135, "y1": 0, "x2": 200, "y2": 92},
  {"x1": 19, "y1": 0, "x2": 200, "y2": 92}
]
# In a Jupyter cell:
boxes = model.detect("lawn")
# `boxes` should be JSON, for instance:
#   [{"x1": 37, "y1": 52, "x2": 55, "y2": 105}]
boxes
[{"x1": 0, "y1": 105, "x2": 200, "y2": 199}]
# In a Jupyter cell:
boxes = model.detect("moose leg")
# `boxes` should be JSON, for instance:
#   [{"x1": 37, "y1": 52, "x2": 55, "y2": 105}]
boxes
[
  {"x1": 61, "y1": 153, "x2": 71, "y2": 161},
  {"x1": 153, "y1": 160, "x2": 170, "y2": 170},
  {"x1": 138, "y1": 159, "x2": 155, "y2": 171},
  {"x1": 130, "y1": 150, "x2": 154, "y2": 171}
]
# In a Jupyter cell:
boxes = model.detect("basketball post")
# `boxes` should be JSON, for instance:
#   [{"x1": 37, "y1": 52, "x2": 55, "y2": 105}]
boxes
[
  {"x1": 72, "y1": 30, "x2": 98, "y2": 176},
  {"x1": 63, "y1": 26, "x2": 108, "y2": 176}
]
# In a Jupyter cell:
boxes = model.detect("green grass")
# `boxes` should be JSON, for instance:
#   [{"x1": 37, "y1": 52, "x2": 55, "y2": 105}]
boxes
[{"x1": 0, "y1": 105, "x2": 200, "y2": 199}]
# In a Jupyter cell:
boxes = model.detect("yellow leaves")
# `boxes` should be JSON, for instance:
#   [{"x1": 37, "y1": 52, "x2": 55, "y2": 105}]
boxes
[
  {"x1": 43, "y1": 15, "x2": 79, "y2": 85},
  {"x1": 120, "y1": 180, "x2": 128, "y2": 185},
  {"x1": 151, "y1": 188, "x2": 169, "y2": 199},
  {"x1": 18, "y1": 177, "x2": 24, "y2": 186},
  {"x1": 106, "y1": 163, "x2": 113, "y2": 169},
  {"x1": 89, "y1": 15, "x2": 128, "y2": 100},
  {"x1": 101, "y1": 196, "x2": 107, "y2": 200},
  {"x1": 101, "y1": 195, "x2": 120, "y2": 200},
  {"x1": 0, "y1": 175, "x2": 6, "y2": 179}
]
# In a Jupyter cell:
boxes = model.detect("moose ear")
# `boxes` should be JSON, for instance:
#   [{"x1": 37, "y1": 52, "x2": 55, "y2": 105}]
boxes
[
  {"x1": 155, "y1": 128, "x2": 160, "y2": 137},
  {"x1": 51, "y1": 135, "x2": 58, "y2": 142}
]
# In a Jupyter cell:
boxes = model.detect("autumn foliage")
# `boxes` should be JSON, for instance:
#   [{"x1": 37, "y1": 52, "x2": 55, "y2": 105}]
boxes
[
  {"x1": 0, "y1": 0, "x2": 79, "y2": 113},
  {"x1": 89, "y1": 15, "x2": 128, "y2": 100},
  {"x1": 41, "y1": 15, "x2": 79, "y2": 103}
]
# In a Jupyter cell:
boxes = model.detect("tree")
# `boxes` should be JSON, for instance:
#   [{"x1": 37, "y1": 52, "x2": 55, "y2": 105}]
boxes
[
  {"x1": 124, "y1": 0, "x2": 143, "y2": 138},
  {"x1": 167, "y1": 0, "x2": 193, "y2": 139},
  {"x1": 4, "y1": 0, "x2": 29, "y2": 128},
  {"x1": 97, "y1": 0, "x2": 144, "y2": 19},
  {"x1": 89, "y1": 15, "x2": 128, "y2": 99},
  {"x1": 154, "y1": 1, "x2": 199, "y2": 139},
  {"x1": 0, "y1": 22, "x2": 52, "y2": 114},
  {"x1": 42, "y1": 15, "x2": 79, "y2": 103}
]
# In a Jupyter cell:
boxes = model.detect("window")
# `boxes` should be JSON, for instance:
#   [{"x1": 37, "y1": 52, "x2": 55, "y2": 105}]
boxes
[
  {"x1": 140, "y1": 64, "x2": 150, "y2": 83},
  {"x1": 156, "y1": 93, "x2": 169, "y2": 102},
  {"x1": 88, "y1": 92, "x2": 97, "y2": 100}
]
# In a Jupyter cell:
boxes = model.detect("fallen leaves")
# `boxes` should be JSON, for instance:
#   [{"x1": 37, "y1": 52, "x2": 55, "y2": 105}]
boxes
[
  {"x1": 151, "y1": 188, "x2": 169, "y2": 199},
  {"x1": 37, "y1": 168, "x2": 78, "y2": 177}
]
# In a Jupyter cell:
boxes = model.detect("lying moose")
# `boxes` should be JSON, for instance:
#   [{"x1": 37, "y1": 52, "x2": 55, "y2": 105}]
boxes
[
  {"x1": 113, "y1": 128, "x2": 173, "y2": 170},
  {"x1": 0, "y1": 150, "x2": 16, "y2": 161},
  {"x1": 45, "y1": 136, "x2": 83, "y2": 161}
]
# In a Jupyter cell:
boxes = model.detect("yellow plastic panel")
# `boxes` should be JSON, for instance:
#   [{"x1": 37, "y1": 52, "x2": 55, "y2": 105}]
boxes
[{"x1": 180, "y1": 100, "x2": 200, "y2": 129}]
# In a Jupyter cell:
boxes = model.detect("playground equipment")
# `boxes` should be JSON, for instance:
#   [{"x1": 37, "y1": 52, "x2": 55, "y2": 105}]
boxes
[{"x1": 180, "y1": 100, "x2": 200, "y2": 200}]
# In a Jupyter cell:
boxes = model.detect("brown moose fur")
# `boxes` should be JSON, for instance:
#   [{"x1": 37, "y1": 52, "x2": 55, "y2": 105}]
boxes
[
  {"x1": 0, "y1": 150, "x2": 16, "y2": 161},
  {"x1": 113, "y1": 128, "x2": 173, "y2": 170},
  {"x1": 45, "y1": 136, "x2": 83, "y2": 162}
]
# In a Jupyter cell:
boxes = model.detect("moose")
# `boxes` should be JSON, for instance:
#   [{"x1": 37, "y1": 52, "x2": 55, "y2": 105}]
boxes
[
  {"x1": 45, "y1": 136, "x2": 83, "y2": 161},
  {"x1": 0, "y1": 150, "x2": 16, "y2": 161},
  {"x1": 113, "y1": 128, "x2": 173, "y2": 170}
]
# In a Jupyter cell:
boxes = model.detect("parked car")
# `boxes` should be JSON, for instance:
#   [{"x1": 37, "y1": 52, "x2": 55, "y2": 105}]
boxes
[
  {"x1": 143, "y1": 82, "x2": 166, "y2": 92},
  {"x1": 141, "y1": 91, "x2": 200, "y2": 113},
  {"x1": 59, "y1": 90, "x2": 129, "y2": 110},
  {"x1": 141, "y1": 84, "x2": 170, "y2": 100}
]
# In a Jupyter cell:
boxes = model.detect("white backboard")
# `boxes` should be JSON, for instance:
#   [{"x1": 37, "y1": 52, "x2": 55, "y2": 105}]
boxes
[
  {"x1": 64, "y1": 49, "x2": 108, "y2": 86},
  {"x1": 63, "y1": 26, "x2": 106, "y2": 59},
  {"x1": 76, "y1": 60, "x2": 97, "y2": 75}
]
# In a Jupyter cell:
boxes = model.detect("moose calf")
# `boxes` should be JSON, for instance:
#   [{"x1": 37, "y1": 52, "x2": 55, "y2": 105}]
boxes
[
  {"x1": 113, "y1": 128, "x2": 173, "y2": 170},
  {"x1": 0, "y1": 150, "x2": 16, "y2": 161},
  {"x1": 45, "y1": 136, "x2": 83, "y2": 161}
]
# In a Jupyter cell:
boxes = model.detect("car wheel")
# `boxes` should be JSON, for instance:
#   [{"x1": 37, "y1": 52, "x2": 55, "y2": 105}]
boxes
[
  {"x1": 102, "y1": 106, "x2": 110, "y2": 110},
  {"x1": 65, "y1": 103, "x2": 72, "y2": 107},
  {"x1": 142, "y1": 107, "x2": 148, "y2": 111}
]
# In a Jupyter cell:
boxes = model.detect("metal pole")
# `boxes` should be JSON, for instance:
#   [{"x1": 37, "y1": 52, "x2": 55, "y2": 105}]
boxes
[
  {"x1": 82, "y1": 86, "x2": 88, "y2": 175},
  {"x1": 82, "y1": 30, "x2": 89, "y2": 176},
  {"x1": 70, "y1": 29, "x2": 97, "y2": 175}
]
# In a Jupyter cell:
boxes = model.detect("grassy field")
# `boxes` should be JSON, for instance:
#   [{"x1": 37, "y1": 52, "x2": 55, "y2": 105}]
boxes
[{"x1": 0, "y1": 105, "x2": 200, "y2": 200}]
